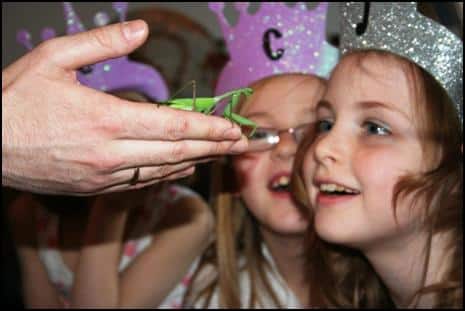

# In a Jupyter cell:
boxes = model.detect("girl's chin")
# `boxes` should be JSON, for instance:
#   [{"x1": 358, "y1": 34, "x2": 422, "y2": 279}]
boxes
[
  {"x1": 268, "y1": 190, "x2": 292, "y2": 199},
  {"x1": 269, "y1": 215, "x2": 309, "y2": 235},
  {"x1": 314, "y1": 215, "x2": 361, "y2": 246},
  {"x1": 274, "y1": 226, "x2": 308, "y2": 236}
]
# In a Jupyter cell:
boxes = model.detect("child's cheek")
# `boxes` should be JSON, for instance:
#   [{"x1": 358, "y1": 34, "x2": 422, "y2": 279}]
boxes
[{"x1": 233, "y1": 154, "x2": 261, "y2": 188}]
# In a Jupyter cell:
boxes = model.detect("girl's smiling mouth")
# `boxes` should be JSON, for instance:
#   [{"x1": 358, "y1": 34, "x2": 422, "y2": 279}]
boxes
[
  {"x1": 268, "y1": 173, "x2": 292, "y2": 198},
  {"x1": 314, "y1": 179, "x2": 361, "y2": 206}
]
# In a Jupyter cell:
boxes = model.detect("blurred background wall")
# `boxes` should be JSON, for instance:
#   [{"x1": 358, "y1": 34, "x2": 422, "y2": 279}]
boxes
[
  {"x1": 3, "y1": 2, "x2": 461, "y2": 97},
  {"x1": 2, "y1": 2, "x2": 341, "y2": 97}
]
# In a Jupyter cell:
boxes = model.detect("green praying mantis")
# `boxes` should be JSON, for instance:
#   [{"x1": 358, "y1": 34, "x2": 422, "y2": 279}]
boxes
[{"x1": 156, "y1": 80, "x2": 257, "y2": 137}]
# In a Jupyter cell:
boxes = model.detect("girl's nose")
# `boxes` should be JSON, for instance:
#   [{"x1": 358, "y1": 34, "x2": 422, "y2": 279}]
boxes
[
  {"x1": 313, "y1": 127, "x2": 342, "y2": 166},
  {"x1": 271, "y1": 132, "x2": 297, "y2": 161}
]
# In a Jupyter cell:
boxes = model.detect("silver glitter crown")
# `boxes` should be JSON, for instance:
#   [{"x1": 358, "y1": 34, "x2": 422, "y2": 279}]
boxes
[{"x1": 340, "y1": 2, "x2": 463, "y2": 126}]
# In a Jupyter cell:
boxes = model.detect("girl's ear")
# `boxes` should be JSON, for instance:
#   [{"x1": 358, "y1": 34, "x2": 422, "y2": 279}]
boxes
[
  {"x1": 223, "y1": 156, "x2": 243, "y2": 195},
  {"x1": 211, "y1": 156, "x2": 242, "y2": 197}
]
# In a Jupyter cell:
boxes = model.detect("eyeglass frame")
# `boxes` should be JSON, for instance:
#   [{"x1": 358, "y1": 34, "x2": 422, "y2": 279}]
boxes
[{"x1": 243, "y1": 123, "x2": 312, "y2": 153}]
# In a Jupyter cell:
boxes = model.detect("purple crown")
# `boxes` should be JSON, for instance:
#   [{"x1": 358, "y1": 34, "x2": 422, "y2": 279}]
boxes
[
  {"x1": 209, "y1": 2, "x2": 339, "y2": 96},
  {"x1": 17, "y1": 2, "x2": 169, "y2": 101}
]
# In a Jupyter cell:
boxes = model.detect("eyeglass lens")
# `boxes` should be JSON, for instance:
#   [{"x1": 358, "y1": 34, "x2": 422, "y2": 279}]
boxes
[{"x1": 243, "y1": 123, "x2": 311, "y2": 153}]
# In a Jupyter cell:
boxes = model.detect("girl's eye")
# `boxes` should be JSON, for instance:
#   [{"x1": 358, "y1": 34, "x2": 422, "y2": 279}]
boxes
[
  {"x1": 316, "y1": 119, "x2": 333, "y2": 133},
  {"x1": 364, "y1": 121, "x2": 391, "y2": 136},
  {"x1": 249, "y1": 129, "x2": 273, "y2": 140}
]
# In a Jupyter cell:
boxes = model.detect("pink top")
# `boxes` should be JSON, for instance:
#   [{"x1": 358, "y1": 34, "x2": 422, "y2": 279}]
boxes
[{"x1": 35, "y1": 183, "x2": 200, "y2": 307}]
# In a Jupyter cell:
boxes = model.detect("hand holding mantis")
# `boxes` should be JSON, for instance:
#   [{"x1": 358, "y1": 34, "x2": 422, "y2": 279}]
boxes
[{"x1": 2, "y1": 20, "x2": 249, "y2": 196}]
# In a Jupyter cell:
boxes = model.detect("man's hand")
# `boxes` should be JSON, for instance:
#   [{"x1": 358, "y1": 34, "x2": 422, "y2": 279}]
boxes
[{"x1": 2, "y1": 20, "x2": 247, "y2": 195}]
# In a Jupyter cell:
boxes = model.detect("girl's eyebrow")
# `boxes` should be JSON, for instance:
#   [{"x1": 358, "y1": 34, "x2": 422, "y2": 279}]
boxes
[
  {"x1": 317, "y1": 99, "x2": 411, "y2": 122},
  {"x1": 356, "y1": 101, "x2": 410, "y2": 121},
  {"x1": 243, "y1": 111, "x2": 275, "y2": 124},
  {"x1": 244, "y1": 112, "x2": 275, "y2": 124},
  {"x1": 245, "y1": 111, "x2": 270, "y2": 118},
  {"x1": 316, "y1": 100, "x2": 333, "y2": 111}
]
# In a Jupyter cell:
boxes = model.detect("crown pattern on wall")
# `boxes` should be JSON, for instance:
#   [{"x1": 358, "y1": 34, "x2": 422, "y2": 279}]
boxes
[
  {"x1": 17, "y1": 2, "x2": 169, "y2": 101},
  {"x1": 209, "y1": 2, "x2": 339, "y2": 96}
]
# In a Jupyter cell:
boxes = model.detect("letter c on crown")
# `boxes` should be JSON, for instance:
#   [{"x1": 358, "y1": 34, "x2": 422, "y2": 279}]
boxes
[{"x1": 263, "y1": 28, "x2": 284, "y2": 61}]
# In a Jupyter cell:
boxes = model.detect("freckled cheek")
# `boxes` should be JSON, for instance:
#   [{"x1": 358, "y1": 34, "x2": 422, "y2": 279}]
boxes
[
  {"x1": 354, "y1": 152, "x2": 402, "y2": 201},
  {"x1": 233, "y1": 155, "x2": 261, "y2": 189},
  {"x1": 233, "y1": 156, "x2": 268, "y2": 212}
]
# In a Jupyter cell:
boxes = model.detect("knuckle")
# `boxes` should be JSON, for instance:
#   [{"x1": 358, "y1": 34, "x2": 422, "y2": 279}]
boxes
[
  {"x1": 170, "y1": 141, "x2": 188, "y2": 163},
  {"x1": 92, "y1": 173, "x2": 109, "y2": 187},
  {"x1": 72, "y1": 172, "x2": 105, "y2": 193},
  {"x1": 166, "y1": 117, "x2": 190, "y2": 140},
  {"x1": 157, "y1": 165, "x2": 172, "y2": 178},
  {"x1": 85, "y1": 174, "x2": 107, "y2": 192},
  {"x1": 84, "y1": 146, "x2": 125, "y2": 173},
  {"x1": 147, "y1": 165, "x2": 169, "y2": 180},
  {"x1": 176, "y1": 166, "x2": 195, "y2": 179},
  {"x1": 68, "y1": 172, "x2": 88, "y2": 190},
  {"x1": 206, "y1": 123, "x2": 218, "y2": 139},
  {"x1": 210, "y1": 141, "x2": 227, "y2": 155},
  {"x1": 95, "y1": 110, "x2": 123, "y2": 137},
  {"x1": 91, "y1": 27, "x2": 119, "y2": 54},
  {"x1": 73, "y1": 181, "x2": 93, "y2": 193},
  {"x1": 35, "y1": 39, "x2": 60, "y2": 61}
]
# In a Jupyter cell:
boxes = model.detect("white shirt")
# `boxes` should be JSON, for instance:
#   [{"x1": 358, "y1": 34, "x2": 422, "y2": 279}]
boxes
[{"x1": 159, "y1": 243, "x2": 302, "y2": 308}]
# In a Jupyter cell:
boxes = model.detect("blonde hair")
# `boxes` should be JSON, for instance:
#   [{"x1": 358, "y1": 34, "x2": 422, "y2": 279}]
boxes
[
  {"x1": 183, "y1": 78, "x2": 280, "y2": 308},
  {"x1": 292, "y1": 50, "x2": 462, "y2": 308},
  {"x1": 183, "y1": 159, "x2": 282, "y2": 308},
  {"x1": 184, "y1": 73, "x2": 322, "y2": 307}
]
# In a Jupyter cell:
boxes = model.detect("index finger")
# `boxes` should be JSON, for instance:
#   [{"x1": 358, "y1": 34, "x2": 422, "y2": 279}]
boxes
[{"x1": 98, "y1": 93, "x2": 244, "y2": 141}]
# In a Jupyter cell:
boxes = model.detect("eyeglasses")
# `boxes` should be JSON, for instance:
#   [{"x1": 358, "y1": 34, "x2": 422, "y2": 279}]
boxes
[{"x1": 241, "y1": 123, "x2": 311, "y2": 153}]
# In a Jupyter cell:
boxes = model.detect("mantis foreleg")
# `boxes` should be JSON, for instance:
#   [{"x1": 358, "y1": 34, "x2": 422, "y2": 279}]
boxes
[
  {"x1": 229, "y1": 112, "x2": 257, "y2": 137},
  {"x1": 223, "y1": 93, "x2": 240, "y2": 121}
]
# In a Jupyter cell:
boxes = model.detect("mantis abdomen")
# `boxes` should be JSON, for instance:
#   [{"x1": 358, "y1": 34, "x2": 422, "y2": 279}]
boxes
[{"x1": 163, "y1": 98, "x2": 216, "y2": 114}]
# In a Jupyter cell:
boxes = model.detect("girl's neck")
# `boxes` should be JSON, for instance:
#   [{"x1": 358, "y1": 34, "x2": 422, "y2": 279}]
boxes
[
  {"x1": 362, "y1": 230, "x2": 451, "y2": 308},
  {"x1": 259, "y1": 226, "x2": 309, "y2": 306}
]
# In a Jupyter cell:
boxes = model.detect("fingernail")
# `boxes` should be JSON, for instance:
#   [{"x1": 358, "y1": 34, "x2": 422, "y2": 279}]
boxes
[
  {"x1": 230, "y1": 136, "x2": 249, "y2": 154},
  {"x1": 123, "y1": 20, "x2": 146, "y2": 41},
  {"x1": 224, "y1": 126, "x2": 242, "y2": 140}
]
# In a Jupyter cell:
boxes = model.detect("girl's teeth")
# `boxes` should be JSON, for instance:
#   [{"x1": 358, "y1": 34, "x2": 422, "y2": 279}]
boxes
[
  {"x1": 271, "y1": 176, "x2": 290, "y2": 189},
  {"x1": 279, "y1": 176, "x2": 289, "y2": 185},
  {"x1": 320, "y1": 183, "x2": 357, "y2": 193},
  {"x1": 336, "y1": 185, "x2": 346, "y2": 192},
  {"x1": 322, "y1": 184, "x2": 336, "y2": 192}
]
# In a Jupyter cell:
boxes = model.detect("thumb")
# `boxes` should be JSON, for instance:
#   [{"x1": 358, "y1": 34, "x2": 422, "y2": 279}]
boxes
[{"x1": 43, "y1": 20, "x2": 148, "y2": 70}]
